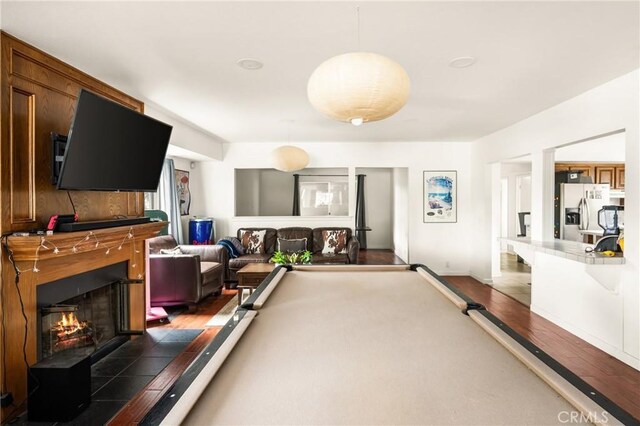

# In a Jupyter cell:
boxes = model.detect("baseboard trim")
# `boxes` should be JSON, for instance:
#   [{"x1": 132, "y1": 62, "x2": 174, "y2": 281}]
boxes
[{"x1": 470, "y1": 273, "x2": 493, "y2": 284}]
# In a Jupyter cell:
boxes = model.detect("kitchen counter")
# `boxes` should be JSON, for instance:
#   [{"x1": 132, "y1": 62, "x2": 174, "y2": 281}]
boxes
[
  {"x1": 502, "y1": 236, "x2": 635, "y2": 368},
  {"x1": 503, "y1": 237, "x2": 625, "y2": 265}
]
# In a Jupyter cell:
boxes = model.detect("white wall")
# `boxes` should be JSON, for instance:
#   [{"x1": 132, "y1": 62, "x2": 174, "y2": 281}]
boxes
[
  {"x1": 554, "y1": 132, "x2": 625, "y2": 163},
  {"x1": 357, "y1": 168, "x2": 393, "y2": 249},
  {"x1": 200, "y1": 141, "x2": 472, "y2": 274},
  {"x1": 145, "y1": 104, "x2": 224, "y2": 161},
  {"x1": 471, "y1": 69, "x2": 639, "y2": 363},
  {"x1": 392, "y1": 168, "x2": 409, "y2": 262}
]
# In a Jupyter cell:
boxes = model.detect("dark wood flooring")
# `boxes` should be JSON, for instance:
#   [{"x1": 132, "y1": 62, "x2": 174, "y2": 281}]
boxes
[
  {"x1": 445, "y1": 276, "x2": 640, "y2": 421},
  {"x1": 357, "y1": 249, "x2": 406, "y2": 265},
  {"x1": 108, "y1": 253, "x2": 638, "y2": 424}
]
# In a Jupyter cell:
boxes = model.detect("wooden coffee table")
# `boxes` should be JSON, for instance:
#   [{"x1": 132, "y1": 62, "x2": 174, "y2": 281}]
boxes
[{"x1": 236, "y1": 263, "x2": 275, "y2": 305}]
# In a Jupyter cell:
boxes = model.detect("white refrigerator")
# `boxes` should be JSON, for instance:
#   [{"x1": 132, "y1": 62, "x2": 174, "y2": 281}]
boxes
[{"x1": 559, "y1": 183, "x2": 610, "y2": 241}]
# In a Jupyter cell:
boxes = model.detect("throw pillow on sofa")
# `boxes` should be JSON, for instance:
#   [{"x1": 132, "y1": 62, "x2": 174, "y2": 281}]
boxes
[
  {"x1": 277, "y1": 238, "x2": 307, "y2": 253},
  {"x1": 239, "y1": 229, "x2": 266, "y2": 254},
  {"x1": 321, "y1": 230, "x2": 348, "y2": 254}
]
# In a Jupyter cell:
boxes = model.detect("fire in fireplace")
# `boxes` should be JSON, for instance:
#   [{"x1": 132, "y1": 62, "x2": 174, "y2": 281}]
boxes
[
  {"x1": 36, "y1": 262, "x2": 137, "y2": 362},
  {"x1": 41, "y1": 305, "x2": 96, "y2": 358}
]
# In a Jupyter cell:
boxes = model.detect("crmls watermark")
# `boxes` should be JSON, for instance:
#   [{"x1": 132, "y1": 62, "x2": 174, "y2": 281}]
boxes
[{"x1": 558, "y1": 410, "x2": 610, "y2": 424}]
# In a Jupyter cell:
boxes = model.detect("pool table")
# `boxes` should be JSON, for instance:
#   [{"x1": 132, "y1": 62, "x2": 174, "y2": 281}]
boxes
[{"x1": 142, "y1": 265, "x2": 630, "y2": 425}]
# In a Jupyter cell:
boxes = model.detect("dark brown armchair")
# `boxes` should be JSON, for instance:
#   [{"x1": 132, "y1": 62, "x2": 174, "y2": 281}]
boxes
[{"x1": 147, "y1": 235, "x2": 227, "y2": 309}]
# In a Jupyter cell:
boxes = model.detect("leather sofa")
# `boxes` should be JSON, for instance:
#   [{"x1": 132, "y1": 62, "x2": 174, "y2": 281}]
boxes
[
  {"x1": 147, "y1": 235, "x2": 227, "y2": 309},
  {"x1": 227, "y1": 227, "x2": 359, "y2": 281}
]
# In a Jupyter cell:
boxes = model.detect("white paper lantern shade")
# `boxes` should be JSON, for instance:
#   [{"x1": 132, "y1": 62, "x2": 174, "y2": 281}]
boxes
[
  {"x1": 307, "y1": 52, "x2": 410, "y2": 125},
  {"x1": 270, "y1": 146, "x2": 310, "y2": 172}
]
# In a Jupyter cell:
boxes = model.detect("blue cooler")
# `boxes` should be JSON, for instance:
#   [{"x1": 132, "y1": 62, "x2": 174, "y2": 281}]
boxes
[{"x1": 189, "y1": 218, "x2": 214, "y2": 245}]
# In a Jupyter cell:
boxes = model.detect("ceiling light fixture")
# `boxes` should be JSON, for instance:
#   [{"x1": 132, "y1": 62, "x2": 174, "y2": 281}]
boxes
[
  {"x1": 237, "y1": 58, "x2": 263, "y2": 70},
  {"x1": 449, "y1": 56, "x2": 476, "y2": 69},
  {"x1": 270, "y1": 146, "x2": 309, "y2": 172},
  {"x1": 271, "y1": 122, "x2": 309, "y2": 172},
  {"x1": 307, "y1": 7, "x2": 410, "y2": 126}
]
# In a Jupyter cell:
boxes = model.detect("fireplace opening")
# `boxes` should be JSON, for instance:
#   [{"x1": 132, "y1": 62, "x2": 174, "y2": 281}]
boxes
[
  {"x1": 29, "y1": 262, "x2": 144, "y2": 422},
  {"x1": 36, "y1": 262, "x2": 136, "y2": 363},
  {"x1": 40, "y1": 284, "x2": 115, "y2": 359}
]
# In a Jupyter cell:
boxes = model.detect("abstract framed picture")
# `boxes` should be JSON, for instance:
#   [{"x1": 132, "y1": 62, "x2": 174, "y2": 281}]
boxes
[
  {"x1": 175, "y1": 169, "x2": 191, "y2": 216},
  {"x1": 423, "y1": 171, "x2": 457, "y2": 223}
]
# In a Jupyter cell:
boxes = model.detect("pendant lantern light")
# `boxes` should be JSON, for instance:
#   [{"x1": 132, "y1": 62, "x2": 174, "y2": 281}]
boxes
[
  {"x1": 270, "y1": 145, "x2": 309, "y2": 172},
  {"x1": 307, "y1": 52, "x2": 410, "y2": 125},
  {"x1": 307, "y1": 7, "x2": 410, "y2": 125}
]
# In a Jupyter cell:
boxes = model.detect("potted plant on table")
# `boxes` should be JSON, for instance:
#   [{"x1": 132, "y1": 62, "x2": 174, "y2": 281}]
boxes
[{"x1": 270, "y1": 250, "x2": 312, "y2": 265}]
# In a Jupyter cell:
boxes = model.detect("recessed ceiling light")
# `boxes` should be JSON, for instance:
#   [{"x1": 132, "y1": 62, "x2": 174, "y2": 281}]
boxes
[
  {"x1": 237, "y1": 58, "x2": 263, "y2": 70},
  {"x1": 449, "y1": 56, "x2": 476, "y2": 69}
]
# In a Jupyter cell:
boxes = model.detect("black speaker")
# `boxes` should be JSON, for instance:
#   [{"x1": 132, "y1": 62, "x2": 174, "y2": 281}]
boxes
[{"x1": 28, "y1": 351, "x2": 91, "y2": 422}]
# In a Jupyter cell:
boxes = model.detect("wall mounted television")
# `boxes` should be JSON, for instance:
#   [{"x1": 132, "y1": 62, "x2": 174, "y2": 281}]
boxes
[{"x1": 56, "y1": 89, "x2": 172, "y2": 192}]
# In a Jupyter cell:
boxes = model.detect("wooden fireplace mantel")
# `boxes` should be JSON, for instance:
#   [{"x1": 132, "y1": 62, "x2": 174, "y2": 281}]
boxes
[{"x1": 7, "y1": 222, "x2": 167, "y2": 262}]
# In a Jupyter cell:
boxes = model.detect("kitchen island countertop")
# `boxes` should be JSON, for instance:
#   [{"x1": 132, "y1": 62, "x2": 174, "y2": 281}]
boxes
[{"x1": 503, "y1": 237, "x2": 625, "y2": 265}]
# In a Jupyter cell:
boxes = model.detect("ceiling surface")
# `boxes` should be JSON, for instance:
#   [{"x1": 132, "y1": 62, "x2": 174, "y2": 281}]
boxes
[{"x1": 2, "y1": 1, "x2": 639, "y2": 143}]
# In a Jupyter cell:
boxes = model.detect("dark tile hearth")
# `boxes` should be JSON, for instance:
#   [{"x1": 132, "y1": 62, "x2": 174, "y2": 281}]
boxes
[
  {"x1": 65, "y1": 401, "x2": 127, "y2": 426},
  {"x1": 90, "y1": 376, "x2": 112, "y2": 394},
  {"x1": 162, "y1": 329, "x2": 203, "y2": 342},
  {"x1": 91, "y1": 357, "x2": 136, "y2": 377},
  {"x1": 120, "y1": 357, "x2": 173, "y2": 377},
  {"x1": 92, "y1": 376, "x2": 155, "y2": 401},
  {"x1": 143, "y1": 341, "x2": 190, "y2": 358},
  {"x1": 12, "y1": 329, "x2": 202, "y2": 426}
]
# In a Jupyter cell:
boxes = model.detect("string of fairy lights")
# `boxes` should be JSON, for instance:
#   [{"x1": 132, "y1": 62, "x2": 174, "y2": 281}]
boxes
[{"x1": 18, "y1": 227, "x2": 143, "y2": 279}]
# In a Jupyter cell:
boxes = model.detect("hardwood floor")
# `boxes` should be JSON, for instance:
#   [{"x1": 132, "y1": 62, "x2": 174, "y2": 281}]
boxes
[
  {"x1": 110, "y1": 264, "x2": 638, "y2": 424},
  {"x1": 357, "y1": 249, "x2": 406, "y2": 265},
  {"x1": 445, "y1": 275, "x2": 640, "y2": 421}
]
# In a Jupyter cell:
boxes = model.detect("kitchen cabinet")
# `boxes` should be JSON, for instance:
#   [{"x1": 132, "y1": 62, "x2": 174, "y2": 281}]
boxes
[
  {"x1": 615, "y1": 167, "x2": 625, "y2": 189},
  {"x1": 595, "y1": 166, "x2": 615, "y2": 186},
  {"x1": 555, "y1": 164, "x2": 593, "y2": 178},
  {"x1": 556, "y1": 163, "x2": 624, "y2": 188}
]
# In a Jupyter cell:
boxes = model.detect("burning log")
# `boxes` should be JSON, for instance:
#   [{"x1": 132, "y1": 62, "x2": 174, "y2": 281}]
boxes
[{"x1": 43, "y1": 311, "x2": 95, "y2": 356}]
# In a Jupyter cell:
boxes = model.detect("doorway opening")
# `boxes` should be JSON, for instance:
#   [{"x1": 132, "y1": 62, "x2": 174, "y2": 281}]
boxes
[{"x1": 495, "y1": 158, "x2": 532, "y2": 307}]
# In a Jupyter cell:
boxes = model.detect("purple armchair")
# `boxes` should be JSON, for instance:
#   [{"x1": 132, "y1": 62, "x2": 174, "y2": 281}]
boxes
[{"x1": 147, "y1": 235, "x2": 227, "y2": 309}]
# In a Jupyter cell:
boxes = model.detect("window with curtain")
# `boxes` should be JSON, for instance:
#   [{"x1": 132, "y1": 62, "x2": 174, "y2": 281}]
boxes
[
  {"x1": 144, "y1": 192, "x2": 156, "y2": 210},
  {"x1": 235, "y1": 167, "x2": 349, "y2": 216},
  {"x1": 157, "y1": 159, "x2": 184, "y2": 244},
  {"x1": 299, "y1": 181, "x2": 348, "y2": 216}
]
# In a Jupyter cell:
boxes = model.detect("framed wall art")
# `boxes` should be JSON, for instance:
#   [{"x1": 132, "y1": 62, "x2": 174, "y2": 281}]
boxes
[
  {"x1": 175, "y1": 169, "x2": 191, "y2": 215},
  {"x1": 423, "y1": 171, "x2": 457, "y2": 223}
]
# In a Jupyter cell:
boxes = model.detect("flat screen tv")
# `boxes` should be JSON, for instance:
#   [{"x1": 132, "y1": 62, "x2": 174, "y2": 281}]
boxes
[{"x1": 57, "y1": 89, "x2": 172, "y2": 192}]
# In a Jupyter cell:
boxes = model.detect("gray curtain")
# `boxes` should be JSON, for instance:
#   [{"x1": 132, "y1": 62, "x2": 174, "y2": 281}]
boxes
[
  {"x1": 158, "y1": 159, "x2": 184, "y2": 244},
  {"x1": 355, "y1": 174, "x2": 367, "y2": 248},
  {"x1": 292, "y1": 174, "x2": 301, "y2": 216}
]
